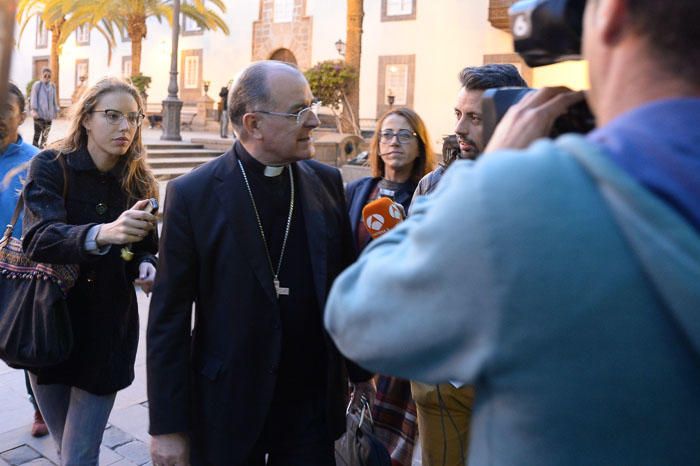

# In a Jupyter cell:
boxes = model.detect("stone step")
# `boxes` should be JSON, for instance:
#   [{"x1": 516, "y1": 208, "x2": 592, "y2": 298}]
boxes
[
  {"x1": 146, "y1": 143, "x2": 204, "y2": 151},
  {"x1": 152, "y1": 166, "x2": 196, "y2": 181},
  {"x1": 147, "y1": 148, "x2": 221, "y2": 158},
  {"x1": 147, "y1": 156, "x2": 216, "y2": 169}
]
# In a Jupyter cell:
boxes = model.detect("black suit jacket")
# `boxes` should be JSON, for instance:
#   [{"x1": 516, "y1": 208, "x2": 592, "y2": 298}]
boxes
[{"x1": 146, "y1": 145, "x2": 370, "y2": 465}]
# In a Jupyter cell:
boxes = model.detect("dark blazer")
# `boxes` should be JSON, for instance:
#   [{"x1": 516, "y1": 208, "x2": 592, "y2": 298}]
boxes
[
  {"x1": 147, "y1": 143, "x2": 371, "y2": 465},
  {"x1": 22, "y1": 148, "x2": 158, "y2": 395}
]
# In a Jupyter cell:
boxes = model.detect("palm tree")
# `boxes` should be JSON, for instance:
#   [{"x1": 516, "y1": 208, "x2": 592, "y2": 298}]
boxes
[
  {"x1": 17, "y1": 0, "x2": 120, "y2": 101},
  {"x1": 69, "y1": 0, "x2": 229, "y2": 76},
  {"x1": 17, "y1": 0, "x2": 68, "y2": 99},
  {"x1": 343, "y1": 0, "x2": 363, "y2": 133}
]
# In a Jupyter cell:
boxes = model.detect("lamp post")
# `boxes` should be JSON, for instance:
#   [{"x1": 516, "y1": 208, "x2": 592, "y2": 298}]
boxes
[
  {"x1": 161, "y1": 0, "x2": 183, "y2": 141},
  {"x1": 335, "y1": 39, "x2": 346, "y2": 57}
]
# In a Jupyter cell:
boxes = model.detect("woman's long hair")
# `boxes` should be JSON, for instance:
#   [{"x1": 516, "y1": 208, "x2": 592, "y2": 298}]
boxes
[
  {"x1": 368, "y1": 107, "x2": 436, "y2": 185},
  {"x1": 49, "y1": 77, "x2": 158, "y2": 201}
]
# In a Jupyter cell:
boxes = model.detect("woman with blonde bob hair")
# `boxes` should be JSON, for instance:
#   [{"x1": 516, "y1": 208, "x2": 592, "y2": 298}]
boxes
[
  {"x1": 22, "y1": 76, "x2": 158, "y2": 465},
  {"x1": 345, "y1": 106, "x2": 435, "y2": 465}
]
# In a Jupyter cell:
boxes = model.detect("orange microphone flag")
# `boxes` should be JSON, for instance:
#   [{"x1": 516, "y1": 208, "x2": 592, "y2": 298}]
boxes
[{"x1": 361, "y1": 196, "x2": 405, "y2": 239}]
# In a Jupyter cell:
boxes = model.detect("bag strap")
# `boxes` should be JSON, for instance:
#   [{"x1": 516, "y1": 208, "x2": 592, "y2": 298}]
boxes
[
  {"x1": 556, "y1": 134, "x2": 700, "y2": 362},
  {"x1": 1, "y1": 153, "x2": 69, "y2": 246}
]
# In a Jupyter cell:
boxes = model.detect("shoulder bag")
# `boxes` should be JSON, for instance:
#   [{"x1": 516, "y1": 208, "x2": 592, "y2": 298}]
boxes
[
  {"x1": 335, "y1": 394, "x2": 392, "y2": 466},
  {"x1": 0, "y1": 154, "x2": 78, "y2": 368}
]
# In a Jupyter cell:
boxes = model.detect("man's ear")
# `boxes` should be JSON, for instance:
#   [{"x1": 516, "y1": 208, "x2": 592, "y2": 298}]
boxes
[
  {"x1": 242, "y1": 113, "x2": 262, "y2": 139},
  {"x1": 595, "y1": 0, "x2": 629, "y2": 46}
]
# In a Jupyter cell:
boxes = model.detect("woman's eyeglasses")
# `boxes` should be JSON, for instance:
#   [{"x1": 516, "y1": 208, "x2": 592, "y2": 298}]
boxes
[
  {"x1": 90, "y1": 109, "x2": 145, "y2": 127},
  {"x1": 379, "y1": 130, "x2": 417, "y2": 144}
]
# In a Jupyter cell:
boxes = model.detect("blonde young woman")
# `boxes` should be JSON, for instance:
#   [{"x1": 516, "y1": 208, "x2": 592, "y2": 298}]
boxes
[{"x1": 22, "y1": 77, "x2": 158, "y2": 465}]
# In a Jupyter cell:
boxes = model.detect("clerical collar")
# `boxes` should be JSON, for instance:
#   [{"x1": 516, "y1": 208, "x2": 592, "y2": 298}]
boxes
[
  {"x1": 264, "y1": 165, "x2": 285, "y2": 177},
  {"x1": 236, "y1": 141, "x2": 288, "y2": 178}
]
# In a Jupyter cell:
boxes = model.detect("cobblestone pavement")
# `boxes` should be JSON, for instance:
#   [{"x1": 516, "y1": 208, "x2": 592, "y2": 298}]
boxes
[{"x1": 0, "y1": 291, "x2": 153, "y2": 466}]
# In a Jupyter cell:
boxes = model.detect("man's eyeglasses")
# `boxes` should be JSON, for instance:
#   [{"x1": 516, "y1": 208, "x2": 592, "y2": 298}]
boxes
[
  {"x1": 254, "y1": 101, "x2": 321, "y2": 126},
  {"x1": 90, "y1": 109, "x2": 145, "y2": 127},
  {"x1": 379, "y1": 129, "x2": 417, "y2": 144}
]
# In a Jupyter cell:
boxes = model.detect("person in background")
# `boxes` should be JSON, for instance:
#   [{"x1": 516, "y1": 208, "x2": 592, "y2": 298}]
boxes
[
  {"x1": 409, "y1": 64, "x2": 526, "y2": 466},
  {"x1": 345, "y1": 107, "x2": 435, "y2": 466},
  {"x1": 325, "y1": 0, "x2": 700, "y2": 464},
  {"x1": 0, "y1": 82, "x2": 45, "y2": 437},
  {"x1": 219, "y1": 81, "x2": 232, "y2": 138},
  {"x1": 22, "y1": 77, "x2": 158, "y2": 465},
  {"x1": 413, "y1": 64, "x2": 527, "y2": 199},
  {"x1": 29, "y1": 67, "x2": 59, "y2": 148}
]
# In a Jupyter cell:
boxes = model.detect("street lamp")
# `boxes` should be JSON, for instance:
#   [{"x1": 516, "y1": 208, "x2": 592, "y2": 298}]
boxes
[
  {"x1": 161, "y1": 0, "x2": 183, "y2": 141},
  {"x1": 387, "y1": 89, "x2": 395, "y2": 107},
  {"x1": 335, "y1": 39, "x2": 346, "y2": 57}
]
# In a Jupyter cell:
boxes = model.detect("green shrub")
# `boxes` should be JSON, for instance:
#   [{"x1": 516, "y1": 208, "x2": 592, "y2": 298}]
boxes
[
  {"x1": 130, "y1": 73, "x2": 152, "y2": 97},
  {"x1": 304, "y1": 60, "x2": 357, "y2": 111}
]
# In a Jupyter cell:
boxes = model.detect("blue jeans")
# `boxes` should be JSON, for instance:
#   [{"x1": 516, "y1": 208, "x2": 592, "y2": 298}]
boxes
[{"x1": 28, "y1": 373, "x2": 116, "y2": 466}]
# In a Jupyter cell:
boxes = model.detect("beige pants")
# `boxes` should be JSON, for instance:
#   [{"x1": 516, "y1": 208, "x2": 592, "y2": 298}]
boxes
[{"x1": 411, "y1": 382, "x2": 475, "y2": 466}]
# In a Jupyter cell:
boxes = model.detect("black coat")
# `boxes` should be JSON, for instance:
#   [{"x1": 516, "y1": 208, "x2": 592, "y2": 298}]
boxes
[
  {"x1": 22, "y1": 148, "x2": 158, "y2": 395},
  {"x1": 146, "y1": 144, "x2": 371, "y2": 465}
]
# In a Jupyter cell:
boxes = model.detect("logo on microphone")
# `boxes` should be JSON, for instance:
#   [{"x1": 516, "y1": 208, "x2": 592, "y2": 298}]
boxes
[
  {"x1": 389, "y1": 204, "x2": 402, "y2": 220},
  {"x1": 366, "y1": 214, "x2": 385, "y2": 232}
]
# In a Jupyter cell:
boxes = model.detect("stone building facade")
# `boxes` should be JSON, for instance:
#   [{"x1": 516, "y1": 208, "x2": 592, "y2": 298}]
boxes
[{"x1": 10, "y1": 0, "x2": 588, "y2": 146}]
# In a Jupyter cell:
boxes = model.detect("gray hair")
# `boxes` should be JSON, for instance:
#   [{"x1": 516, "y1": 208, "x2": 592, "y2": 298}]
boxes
[
  {"x1": 228, "y1": 61, "x2": 300, "y2": 132},
  {"x1": 459, "y1": 64, "x2": 527, "y2": 90}
]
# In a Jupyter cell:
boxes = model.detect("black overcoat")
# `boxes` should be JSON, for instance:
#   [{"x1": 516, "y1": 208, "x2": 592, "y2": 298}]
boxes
[
  {"x1": 146, "y1": 143, "x2": 371, "y2": 465},
  {"x1": 22, "y1": 148, "x2": 158, "y2": 395}
]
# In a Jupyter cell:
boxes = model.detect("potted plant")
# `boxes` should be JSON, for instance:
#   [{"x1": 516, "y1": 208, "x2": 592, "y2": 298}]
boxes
[{"x1": 130, "y1": 73, "x2": 152, "y2": 103}]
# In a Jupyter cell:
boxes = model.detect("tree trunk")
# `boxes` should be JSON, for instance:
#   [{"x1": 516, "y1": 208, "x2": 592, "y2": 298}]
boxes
[
  {"x1": 342, "y1": 0, "x2": 363, "y2": 135},
  {"x1": 127, "y1": 17, "x2": 147, "y2": 76},
  {"x1": 48, "y1": 18, "x2": 64, "y2": 102}
]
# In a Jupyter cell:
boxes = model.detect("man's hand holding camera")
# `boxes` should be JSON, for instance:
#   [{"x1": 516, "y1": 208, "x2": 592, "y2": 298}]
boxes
[{"x1": 485, "y1": 87, "x2": 585, "y2": 153}]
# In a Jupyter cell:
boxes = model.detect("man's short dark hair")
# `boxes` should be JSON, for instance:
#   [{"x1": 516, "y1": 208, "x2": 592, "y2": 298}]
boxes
[
  {"x1": 459, "y1": 64, "x2": 527, "y2": 90},
  {"x1": 626, "y1": 0, "x2": 700, "y2": 83},
  {"x1": 8, "y1": 83, "x2": 25, "y2": 113},
  {"x1": 228, "y1": 61, "x2": 299, "y2": 131}
]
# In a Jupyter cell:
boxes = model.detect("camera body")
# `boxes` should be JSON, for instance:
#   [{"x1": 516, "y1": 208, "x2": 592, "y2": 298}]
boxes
[
  {"x1": 481, "y1": 0, "x2": 593, "y2": 146},
  {"x1": 482, "y1": 87, "x2": 595, "y2": 146},
  {"x1": 510, "y1": 0, "x2": 587, "y2": 67}
]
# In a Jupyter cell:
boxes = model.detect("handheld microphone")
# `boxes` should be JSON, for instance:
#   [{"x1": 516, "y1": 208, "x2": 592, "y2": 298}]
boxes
[{"x1": 361, "y1": 196, "x2": 405, "y2": 239}]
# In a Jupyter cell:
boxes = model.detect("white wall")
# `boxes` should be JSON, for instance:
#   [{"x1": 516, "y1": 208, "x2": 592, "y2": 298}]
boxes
[
  {"x1": 10, "y1": 0, "x2": 588, "y2": 147},
  {"x1": 11, "y1": 16, "x2": 46, "y2": 98},
  {"x1": 307, "y1": 0, "x2": 347, "y2": 65},
  {"x1": 359, "y1": 0, "x2": 515, "y2": 149}
]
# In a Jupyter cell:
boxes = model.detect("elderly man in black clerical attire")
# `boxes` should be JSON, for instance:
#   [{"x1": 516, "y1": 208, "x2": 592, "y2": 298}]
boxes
[{"x1": 147, "y1": 60, "x2": 372, "y2": 466}]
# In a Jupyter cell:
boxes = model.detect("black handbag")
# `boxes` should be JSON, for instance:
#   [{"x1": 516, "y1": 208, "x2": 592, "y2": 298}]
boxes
[
  {"x1": 335, "y1": 395, "x2": 392, "y2": 466},
  {"x1": 0, "y1": 155, "x2": 78, "y2": 368}
]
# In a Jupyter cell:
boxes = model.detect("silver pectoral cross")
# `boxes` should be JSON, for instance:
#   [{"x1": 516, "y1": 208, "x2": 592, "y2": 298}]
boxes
[{"x1": 274, "y1": 278, "x2": 289, "y2": 298}]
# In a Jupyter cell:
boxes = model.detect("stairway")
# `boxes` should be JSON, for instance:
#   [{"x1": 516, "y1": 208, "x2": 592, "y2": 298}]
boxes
[{"x1": 146, "y1": 143, "x2": 222, "y2": 181}]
